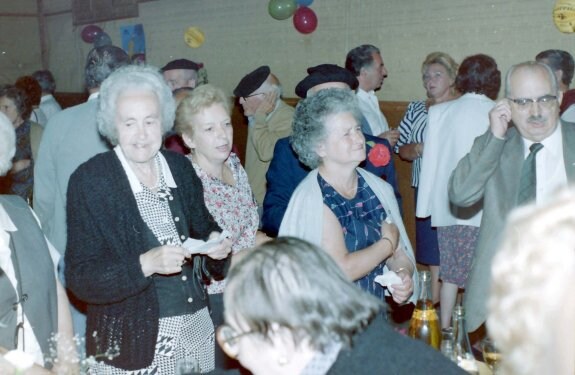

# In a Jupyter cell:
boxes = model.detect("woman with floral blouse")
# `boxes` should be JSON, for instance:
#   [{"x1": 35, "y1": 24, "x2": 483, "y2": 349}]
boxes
[{"x1": 175, "y1": 84, "x2": 268, "y2": 369}]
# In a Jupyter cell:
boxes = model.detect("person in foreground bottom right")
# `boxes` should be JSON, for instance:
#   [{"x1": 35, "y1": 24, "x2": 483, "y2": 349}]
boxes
[
  {"x1": 488, "y1": 188, "x2": 575, "y2": 375},
  {"x1": 217, "y1": 237, "x2": 463, "y2": 375}
]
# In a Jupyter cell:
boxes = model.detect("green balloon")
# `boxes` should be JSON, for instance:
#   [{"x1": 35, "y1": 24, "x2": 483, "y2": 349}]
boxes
[{"x1": 268, "y1": 0, "x2": 297, "y2": 20}]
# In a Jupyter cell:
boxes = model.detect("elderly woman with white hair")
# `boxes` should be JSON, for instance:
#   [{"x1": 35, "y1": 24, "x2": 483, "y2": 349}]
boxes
[
  {"x1": 0, "y1": 112, "x2": 75, "y2": 373},
  {"x1": 217, "y1": 237, "x2": 463, "y2": 374},
  {"x1": 64, "y1": 65, "x2": 232, "y2": 373},
  {"x1": 280, "y1": 89, "x2": 416, "y2": 305},
  {"x1": 487, "y1": 188, "x2": 575, "y2": 375}
]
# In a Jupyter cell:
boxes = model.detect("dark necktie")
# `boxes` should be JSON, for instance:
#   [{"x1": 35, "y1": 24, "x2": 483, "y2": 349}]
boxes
[{"x1": 517, "y1": 143, "x2": 543, "y2": 205}]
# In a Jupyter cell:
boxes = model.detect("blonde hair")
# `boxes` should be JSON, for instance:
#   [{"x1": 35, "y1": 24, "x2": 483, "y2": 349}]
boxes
[
  {"x1": 174, "y1": 84, "x2": 231, "y2": 138},
  {"x1": 487, "y1": 188, "x2": 575, "y2": 375},
  {"x1": 421, "y1": 51, "x2": 459, "y2": 81}
]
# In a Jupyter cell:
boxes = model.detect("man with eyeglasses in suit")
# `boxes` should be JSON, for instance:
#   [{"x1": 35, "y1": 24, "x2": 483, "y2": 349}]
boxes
[{"x1": 449, "y1": 61, "x2": 575, "y2": 334}]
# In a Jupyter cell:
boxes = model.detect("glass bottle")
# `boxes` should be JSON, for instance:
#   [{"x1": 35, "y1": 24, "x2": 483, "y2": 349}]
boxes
[
  {"x1": 452, "y1": 305, "x2": 478, "y2": 374},
  {"x1": 408, "y1": 270, "x2": 440, "y2": 349},
  {"x1": 440, "y1": 327, "x2": 455, "y2": 361}
]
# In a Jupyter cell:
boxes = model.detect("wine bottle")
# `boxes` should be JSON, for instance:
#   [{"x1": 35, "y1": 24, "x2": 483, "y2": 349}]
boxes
[
  {"x1": 452, "y1": 305, "x2": 479, "y2": 374},
  {"x1": 408, "y1": 270, "x2": 440, "y2": 349}
]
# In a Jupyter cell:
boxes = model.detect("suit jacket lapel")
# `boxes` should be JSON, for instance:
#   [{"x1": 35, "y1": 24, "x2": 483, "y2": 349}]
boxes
[{"x1": 560, "y1": 121, "x2": 575, "y2": 182}]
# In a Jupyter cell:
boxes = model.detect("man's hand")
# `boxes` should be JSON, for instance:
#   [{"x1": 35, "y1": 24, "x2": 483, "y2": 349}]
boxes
[
  {"x1": 489, "y1": 99, "x2": 512, "y2": 139},
  {"x1": 255, "y1": 91, "x2": 277, "y2": 116},
  {"x1": 379, "y1": 129, "x2": 400, "y2": 148}
]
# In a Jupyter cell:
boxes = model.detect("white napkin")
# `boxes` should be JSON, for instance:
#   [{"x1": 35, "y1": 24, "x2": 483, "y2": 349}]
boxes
[
  {"x1": 374, "y1": 271, "x2": 402, "y2": 294},
  {"x1": 182, "y1": 230, "x2": 231, "y2": 255}
]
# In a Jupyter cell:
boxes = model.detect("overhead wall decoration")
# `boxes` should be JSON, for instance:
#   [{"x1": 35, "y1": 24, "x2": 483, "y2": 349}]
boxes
[
  {"x1": 553, "y1": 0, "x2": 575, "y2": 33},
  {"x1": 268, "y1": 0, "x2": 318, "y2": 34},
  {"x1": 72, "y1": 0, "x2": 139, "y2": 26}
]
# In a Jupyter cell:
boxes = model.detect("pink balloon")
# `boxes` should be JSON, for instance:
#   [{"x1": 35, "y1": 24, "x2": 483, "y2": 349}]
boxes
[
  {"x1": 293, "y1": 6, "x2": 318, "y2": 34},
  {"x1": 81, "y1": 24, "x2": 103, "y2": 43}
]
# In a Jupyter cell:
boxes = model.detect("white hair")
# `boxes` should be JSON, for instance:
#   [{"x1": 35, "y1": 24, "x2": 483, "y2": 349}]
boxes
[{"x1": 0, "y1": 112, "x2": 16, "y2": 176}]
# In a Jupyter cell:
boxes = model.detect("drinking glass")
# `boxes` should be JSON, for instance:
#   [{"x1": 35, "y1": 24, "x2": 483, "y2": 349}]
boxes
[
  {"x1": 440, "y1": 327, "x2": 455, "y2": 362},
  {"x1": 482, "y1": 338, "x2": 501, "y2": 373}
]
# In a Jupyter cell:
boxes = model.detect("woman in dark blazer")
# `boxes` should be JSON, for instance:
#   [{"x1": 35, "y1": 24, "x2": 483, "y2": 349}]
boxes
[{"x1": 65, "y1": 65, "x2": 231, "y2": 373}]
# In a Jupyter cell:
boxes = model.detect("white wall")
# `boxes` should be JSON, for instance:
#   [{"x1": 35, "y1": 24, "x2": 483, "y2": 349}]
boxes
[{"x1": 2, "y1": 0, "x2": 574, "y2": 100}]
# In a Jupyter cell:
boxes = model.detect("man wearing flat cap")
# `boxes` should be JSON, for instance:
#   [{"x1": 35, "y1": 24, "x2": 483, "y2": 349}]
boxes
[
  {"x1": 262, "y1": 64, "x2": 402, "y2": 236},
  {"x1": 161, "y1": 58, "x2": 202, "y2": 91},
  {"x1": 234, "y1": 65, "x2": 295, "y2": 208}
]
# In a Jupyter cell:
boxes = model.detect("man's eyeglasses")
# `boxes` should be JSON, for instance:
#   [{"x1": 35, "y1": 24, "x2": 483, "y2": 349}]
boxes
[
  {"x1": 507, "y1": 95, "x2": 557, "y2": 110},
  {"x1": 215, "y1": 324, "x2": 257, "y2": 359},
  {"x1": 242, "y1": 92, "x2": 264, "y2": 101}
]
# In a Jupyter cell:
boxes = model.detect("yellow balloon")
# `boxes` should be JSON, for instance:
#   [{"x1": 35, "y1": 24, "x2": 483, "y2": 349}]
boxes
[
  {"x1": 184, "y1": 26, "x2": 205, "y2": 48},
  {"x1": 554, "y1": 0, "x2": 575, "y2": 33}
]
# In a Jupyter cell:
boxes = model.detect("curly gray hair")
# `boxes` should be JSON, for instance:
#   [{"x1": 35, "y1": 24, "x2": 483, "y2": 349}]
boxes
[
  {"x1": 290, "y1": 88, "x2": 362, "y2": 169},
  {"x1": 97, "y1": 65, "x2": 176, "y2": 145}
]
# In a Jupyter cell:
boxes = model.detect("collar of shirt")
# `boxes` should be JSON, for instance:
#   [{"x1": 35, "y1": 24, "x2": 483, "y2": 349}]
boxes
[
  {"x1": 522, "y1": 122, "x2": 562, "y2": 159},
  {"x1": 114, "y1": 146, "x2": 177, "y2": 194},
  {"x1": 40, "y1": 94, "x2": 54, "y2": 104},
  {"x1": 0, "y1": 204, "x2": 17, "y2": 263},
  {"x1": 357, "y1": 88, "x2": 376, "y2": 100},
  {"x1": 300, "y1": 341, "x2": 342, "y2": 375},
  {"x1": 88, "y1": 92, "x2": 100, "y2": 101}
]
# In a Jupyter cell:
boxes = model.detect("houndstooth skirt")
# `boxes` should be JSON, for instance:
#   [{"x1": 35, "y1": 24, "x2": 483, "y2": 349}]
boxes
[{"x1": 89, "y1": 307, "x2": 215, "y2": 374}]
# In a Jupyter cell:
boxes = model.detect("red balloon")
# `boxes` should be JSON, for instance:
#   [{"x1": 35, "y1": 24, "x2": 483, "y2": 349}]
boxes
[
  {"x1": 293, "y1": 6, "x2": 318, "y2": 34},
  {"x1": 81, "y1": 24, "x2": 103, "y2": 43}
]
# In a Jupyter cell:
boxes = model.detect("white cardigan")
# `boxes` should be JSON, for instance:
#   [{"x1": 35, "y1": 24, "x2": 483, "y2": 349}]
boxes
[{"x1": 279, "y1": 168, "x2": 418, "y2": 304}]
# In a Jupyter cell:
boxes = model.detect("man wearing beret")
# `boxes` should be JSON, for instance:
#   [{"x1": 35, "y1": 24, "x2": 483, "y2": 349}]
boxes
[
  {"x1": 261, "y1": 64, "x2": 402, "y2": 236},
  {"x1": 161, "y1": 58, "x2": 202, "y2": 91},
  {"x1": 234, "y1": 66, "x2": 295, "y2": 208}
]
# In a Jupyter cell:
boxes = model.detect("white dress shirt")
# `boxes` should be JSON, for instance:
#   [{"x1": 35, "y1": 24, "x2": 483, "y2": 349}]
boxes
[
  {"x1": 356, "y1": 88, "x2": 389, "y2": 136},
  {"x1": 522, "y1": 123, "x2": 568, "y2": 205}
]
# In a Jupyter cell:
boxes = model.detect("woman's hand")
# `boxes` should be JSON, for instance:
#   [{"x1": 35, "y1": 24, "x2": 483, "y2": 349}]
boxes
[
  {"x1": 390, "y1": 268, "x2": 414, "y2": 304},
  {"x1": 381, "y1": 221, "x2": 399, "y2": 251},
  {"x1": 11, "y1": 159, "x2": 31, "y2": 173},
  {"x1": 255, "y1": 231, "x2": 271, "y2": 246},
  {"x1": 139, "y1": 245, "x2": 189, "y2": 277},
  {"x1": 202, "y1": 232, "x2": 232, "y2": 260}
]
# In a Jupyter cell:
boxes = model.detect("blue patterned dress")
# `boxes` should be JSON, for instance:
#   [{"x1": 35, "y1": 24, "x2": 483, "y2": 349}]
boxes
[{"x1": 319, "y1": 172, "x2": 388, "y2": 300}]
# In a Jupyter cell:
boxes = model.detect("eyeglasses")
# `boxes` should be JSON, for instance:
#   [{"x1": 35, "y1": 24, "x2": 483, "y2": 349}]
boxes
[
  {"x1": 422, "y1": 71, "x2": 444, "y2": 82},
  {"x1": 507, "y1": 95, "x2": 557, "y2": 109},
  {"x1": 242, "y1": 92, "x2": 264, "y2": 101},
  {"x1": 215, "y1": 324, "x2": 257, "y2": 359}
]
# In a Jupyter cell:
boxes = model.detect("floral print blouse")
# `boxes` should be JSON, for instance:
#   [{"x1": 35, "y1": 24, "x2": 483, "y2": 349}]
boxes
[{"x1": 188, "y1": 152, "x2": 259, "y2": 294}]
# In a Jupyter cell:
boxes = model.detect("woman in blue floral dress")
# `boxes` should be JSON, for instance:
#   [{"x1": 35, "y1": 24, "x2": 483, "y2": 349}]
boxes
[{"x1": 280, "y1": 89, "x2": 417, "y2": 305}]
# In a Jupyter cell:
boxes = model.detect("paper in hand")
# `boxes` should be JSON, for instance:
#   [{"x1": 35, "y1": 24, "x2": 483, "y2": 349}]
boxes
[
  {"x1": 374, "y1": 271, "x2": 402, "y2": 293},
  {"x1": 182, "y1": 230, "x2": 231, "y2": 255}
]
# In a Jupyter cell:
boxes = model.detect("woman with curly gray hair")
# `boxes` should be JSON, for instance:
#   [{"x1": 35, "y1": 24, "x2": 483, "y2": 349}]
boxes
[
  {"x1": 65, "y1": 65, "x2": 232, "y2": 373},
  {"x1": 279, "y1": 88, "x2": 416, "y2": 305}
]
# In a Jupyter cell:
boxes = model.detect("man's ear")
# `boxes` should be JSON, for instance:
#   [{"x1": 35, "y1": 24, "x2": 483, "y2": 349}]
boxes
[{"x1": 557, "y1": 89, "x2": 564, "y2": 107}]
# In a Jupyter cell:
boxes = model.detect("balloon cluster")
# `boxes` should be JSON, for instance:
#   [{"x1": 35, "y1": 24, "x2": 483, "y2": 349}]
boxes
[
  {"x1": 268, "y1": 0, "x2": 318, "y2": 34},
  {"x1": 80, "y1": 24, "x2": 113, "y2": 47}
]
